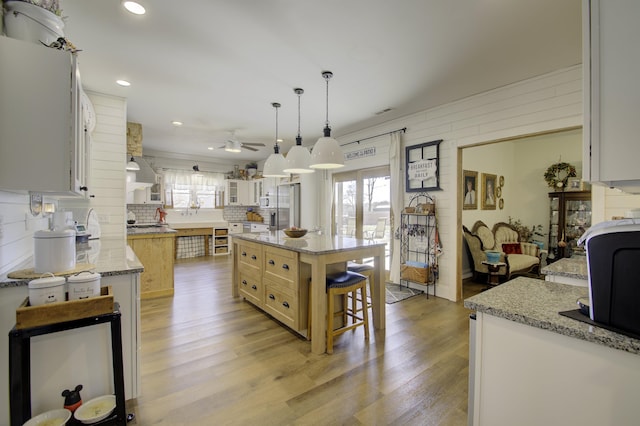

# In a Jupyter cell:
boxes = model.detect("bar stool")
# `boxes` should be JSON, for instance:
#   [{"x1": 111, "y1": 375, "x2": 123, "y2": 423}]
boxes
[
  {"x1": 347, "y1": 261, "x2": 374, "y2": 323},
  {"x1": 326, "y1": 271, "x2": 370, "y2": 354}
]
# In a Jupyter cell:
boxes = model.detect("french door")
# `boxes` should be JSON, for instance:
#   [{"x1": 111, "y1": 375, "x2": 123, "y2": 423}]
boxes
[{"x1": 332, "y1": 166, "x2": 391, "y2": 270}]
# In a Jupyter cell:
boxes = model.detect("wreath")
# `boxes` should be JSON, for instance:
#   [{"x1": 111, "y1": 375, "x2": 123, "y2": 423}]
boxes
[{"x1": 544, "y1": 162, "x2": 576, "y2": 189}]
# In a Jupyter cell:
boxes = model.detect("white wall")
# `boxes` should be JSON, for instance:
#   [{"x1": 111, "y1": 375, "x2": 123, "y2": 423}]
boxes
[{"x1": 323, "y1": 65, "x2": 583, "y2": 301}]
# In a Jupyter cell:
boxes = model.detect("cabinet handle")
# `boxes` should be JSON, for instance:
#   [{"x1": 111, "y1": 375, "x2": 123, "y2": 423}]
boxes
[
  {"x1": 242, "y1": 251, "x2": 247, "y2": 257},
  {"x1": 251, "y1": 255, "x2": 257, "y2": 260},
  {"x1": 252, "y1": 285, "x2": 257, "y2": 290},
  {"x1": 269, "y1": 294, "x2": 275, "y2": 300},
  {"x1": 80, "y1": 186, "x2": 88, "y2": 191},
  {"x1": 268, "y1": 259, "x2": 275, "y2": 265},
  {"x1": 282, "y1": 264, "x2": 289, "y2": 270},
  {"x1": 282, "y1": 302, "x2": 290, "y2": 308},
  {"x1": 242, "y1": 280, "x2": 247, "y2": 286}
]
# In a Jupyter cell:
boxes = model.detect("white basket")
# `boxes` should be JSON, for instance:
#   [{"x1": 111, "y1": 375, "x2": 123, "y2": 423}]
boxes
[{"x1": 3, "y1": 1, "x2": 64, "y2": 45}]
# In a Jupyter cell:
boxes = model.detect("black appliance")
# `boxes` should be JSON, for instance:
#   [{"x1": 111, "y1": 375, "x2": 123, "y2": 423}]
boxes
[{"x1": 580, "y1": 219, "x2": 640, "y2": 335}]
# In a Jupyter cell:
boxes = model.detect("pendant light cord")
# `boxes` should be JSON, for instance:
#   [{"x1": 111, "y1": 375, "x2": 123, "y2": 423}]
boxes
[
  {"x1": 325, "y1": 75, "x2": 330, "y2": 128},
  {"x1": 321, "y1": 71, "x2": 333, "y2": 136},
  {"x1": 272, "y1": 102, "x2": 281, "y2": 154}
]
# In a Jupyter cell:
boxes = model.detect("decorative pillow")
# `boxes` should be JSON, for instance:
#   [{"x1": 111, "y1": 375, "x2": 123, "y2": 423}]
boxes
[
  {"x1": 502, "y1": 243, "x2": 522, "y2": 255},
  {"x1": 476, "y1": 226, "x2": 495, "y2": 250}
]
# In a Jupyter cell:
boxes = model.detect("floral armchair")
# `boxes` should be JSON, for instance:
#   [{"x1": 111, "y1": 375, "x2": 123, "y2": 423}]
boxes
[{"x1": 463, "y1": 220, "x2": 541, "y2": 282}]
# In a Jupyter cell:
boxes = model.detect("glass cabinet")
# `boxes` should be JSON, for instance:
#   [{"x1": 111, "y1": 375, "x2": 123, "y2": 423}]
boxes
[{"x1": 547, "y1": 190, "x2": 591, "y2": 262}]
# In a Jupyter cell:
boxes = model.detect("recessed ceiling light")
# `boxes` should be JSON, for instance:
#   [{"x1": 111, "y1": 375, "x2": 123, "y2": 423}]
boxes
[
  {"x1": 123, "y1": 1, "x2": 146, "y2": 15},
  {"x1": 116, "y1": 79, "x2": 131, "y2": 87},
  {"x1": 277, "y1": 138, "x2": 283, "y2": 143},
  {"x1": 171, "y1": 121, "x2": 183, "y2": 126},
  {"x1": 207, "y1": 147, "x2": 214, "y2": 151}
]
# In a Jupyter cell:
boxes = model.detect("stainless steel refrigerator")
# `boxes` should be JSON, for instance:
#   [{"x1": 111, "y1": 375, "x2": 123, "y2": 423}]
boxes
[{"x1": 268, "y1": 183, "x2": 300, "y2": 231}]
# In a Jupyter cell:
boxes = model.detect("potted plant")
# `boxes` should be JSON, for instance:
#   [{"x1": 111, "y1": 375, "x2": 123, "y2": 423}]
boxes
[
  {"x1": 3, "y1": 0, "x2": 65, "y2": 45},
  {"x1": 508, "y1": 217, "x2": 544, "y2": 244}
]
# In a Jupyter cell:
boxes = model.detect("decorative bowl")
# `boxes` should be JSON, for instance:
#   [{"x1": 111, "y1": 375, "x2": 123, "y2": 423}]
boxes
[
  {"x1": 74, "y1": 395, "x2": 116, "y2": 424},
  {"x1": 24, "y1": 408, "x2": 71, "y2": 426},
  {"x1": 283, "y1": 228, "x2": 307, "y2": 238}
]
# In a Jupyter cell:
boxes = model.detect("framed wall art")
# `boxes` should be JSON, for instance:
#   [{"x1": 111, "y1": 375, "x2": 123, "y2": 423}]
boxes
[
  {"x1": 463, "y1": 170, "x2": 478, "y2": 210},
  {"x1": 481, "y1": 173, "x2": 497, "y2": 210},
  {"x1": 405, "y1": 139, "x2": 442, "y2": 192}
]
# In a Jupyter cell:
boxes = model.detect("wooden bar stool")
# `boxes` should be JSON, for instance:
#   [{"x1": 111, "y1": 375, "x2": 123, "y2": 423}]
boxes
[
  {"x1": 326, "y1": 271, "x2": 370, "y2": 354},
  {"x1": 347, "y1": 262, "x2": 374, "y2": 323}
]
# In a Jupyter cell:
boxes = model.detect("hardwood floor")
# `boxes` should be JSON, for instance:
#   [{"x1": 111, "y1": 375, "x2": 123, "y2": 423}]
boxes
[{"x1": 127, "y1": 256, "x2": 481, "y2": 425}]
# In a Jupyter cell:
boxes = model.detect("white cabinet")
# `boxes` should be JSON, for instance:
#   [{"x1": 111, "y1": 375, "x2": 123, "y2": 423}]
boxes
[
  {"x1": 0, "y1": 36, "x2": 89, "y2": 196},
  {"x1": 225, "y1": 179, "x2": 262, "y2": 206},
  {"x1": 583, "y1": 0, "x2": 640, "y2": 192}
]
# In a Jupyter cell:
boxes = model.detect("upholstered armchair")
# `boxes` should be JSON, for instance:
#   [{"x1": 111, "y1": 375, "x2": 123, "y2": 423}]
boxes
[{"x1": 463, "y1": 221, "x2": 541, "y2": 283}]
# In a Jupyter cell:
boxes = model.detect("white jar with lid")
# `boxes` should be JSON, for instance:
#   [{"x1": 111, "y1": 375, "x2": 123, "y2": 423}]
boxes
[
  {"x1": 67, "y1": 271, "x2": 101, "y2": 300},
  {"x1": 33, "y1": 229, "x2": 76, "y2": 273},
  {"x1": 28, "y1": 274, "x2": 66, "y2": 306}
]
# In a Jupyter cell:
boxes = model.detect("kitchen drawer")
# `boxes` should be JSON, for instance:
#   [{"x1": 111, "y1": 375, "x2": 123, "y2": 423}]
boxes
[
  {"x1": 214, "y1": 228, "x2": 228, "y2": 236},
  {"x1": 237, "y1": 241, "x2": 262, "y2": 277},
  {"x1": 263, "y1": 280, "x2": 298, "y2": 329},
  {"x1": 215, "y1": 237, "x2": 228, "y2": 245},
  {"x1": 238, "y1": 272, "x2": 263, "y2": 306},
  {"x1": 263, "y1": 246, "x2": 298, "y2": 289},
  {"x1": 215, "y1": 246, "x2": 228, "y2": 254}
]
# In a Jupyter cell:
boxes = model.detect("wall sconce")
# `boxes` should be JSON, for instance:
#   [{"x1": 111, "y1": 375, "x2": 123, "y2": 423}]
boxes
[{"x1": 29, "y1": 192, "x2": 42, "y2": 217}]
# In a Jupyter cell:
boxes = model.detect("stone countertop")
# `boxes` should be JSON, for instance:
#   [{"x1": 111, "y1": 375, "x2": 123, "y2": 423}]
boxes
[
  {"x1": 1, "y1": 238, "x2": 144, "y2": 288},
  {"x1": 541, "y1": 256, "x2": 588, "y2": 280},
  {"x1": 126, "y1": 225, "x2": 177, "y2": 236},
  {"x1": 232, "y1": 230, "x2": 385, "y2": 254},
  {"x1": 464, "y1": 276, "x2": 640, "y2": 355}
]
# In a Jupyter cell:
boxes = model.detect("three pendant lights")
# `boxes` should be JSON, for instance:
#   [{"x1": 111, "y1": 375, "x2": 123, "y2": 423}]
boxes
[{"x1": 262, "y1": 71, "x2": 344, "y2": 177}]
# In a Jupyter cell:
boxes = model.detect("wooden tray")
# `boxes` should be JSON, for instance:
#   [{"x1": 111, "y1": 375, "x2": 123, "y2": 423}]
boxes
[
  {"x1": 7, "y1": 263, "x2": 96, "y2": 279},
  {"x1": 16, "y1": 286, "x2": 114, "y2": 329}
]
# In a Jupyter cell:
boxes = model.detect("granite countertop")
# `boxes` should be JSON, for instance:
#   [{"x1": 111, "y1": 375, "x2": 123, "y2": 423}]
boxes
[
  {"x1": 1, "y1": 238, "x2": 144, "y2": 288},
  {"x1": 464, "y1": 276, "x2": 640, "y2": 355},
  {"x1": 541, "y1": 256, "x2": 588, "y2": 280},
  {"x1": 232, "y1": 230, "x2": 385, "y2": 254}
]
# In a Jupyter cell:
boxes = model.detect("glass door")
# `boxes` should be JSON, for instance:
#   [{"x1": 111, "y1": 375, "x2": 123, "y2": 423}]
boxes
[{"x1": 333, "y1": 166, "x2": 391, "y2": 270}]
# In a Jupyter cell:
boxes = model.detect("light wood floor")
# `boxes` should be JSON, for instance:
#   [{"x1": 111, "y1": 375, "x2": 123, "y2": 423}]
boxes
[{"x1": 127, "y1": 256, "x2": 483, "y2": 425}]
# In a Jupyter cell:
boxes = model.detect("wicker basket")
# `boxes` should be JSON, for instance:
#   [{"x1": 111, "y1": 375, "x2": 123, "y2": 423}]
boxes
[{"x1": 401, "y1": 264, "x2": 430, "y2": 283}]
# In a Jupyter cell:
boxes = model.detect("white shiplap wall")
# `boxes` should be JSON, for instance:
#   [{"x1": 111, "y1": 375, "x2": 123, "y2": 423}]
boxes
[
  {"x1": 61, "y1": 91, "x2": 127, "y2": 240},
  {"x1": 332, "y1": 65, "x2": 583, "y2": 301}
]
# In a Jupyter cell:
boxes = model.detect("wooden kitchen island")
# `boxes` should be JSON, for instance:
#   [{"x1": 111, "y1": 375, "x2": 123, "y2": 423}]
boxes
[{"x1": 232, "y1": 231, "x2": 386, "y2": 354}]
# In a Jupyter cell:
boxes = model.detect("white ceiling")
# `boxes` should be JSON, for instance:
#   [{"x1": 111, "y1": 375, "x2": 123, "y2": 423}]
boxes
[{"x1": 61, "y1": 0, "x2": 582, "y2": 165}]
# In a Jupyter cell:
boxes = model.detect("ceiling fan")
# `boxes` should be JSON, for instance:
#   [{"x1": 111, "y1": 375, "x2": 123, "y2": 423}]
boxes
[{"x1": 218, "y1": 139, "x2": 266, "y2": 152}]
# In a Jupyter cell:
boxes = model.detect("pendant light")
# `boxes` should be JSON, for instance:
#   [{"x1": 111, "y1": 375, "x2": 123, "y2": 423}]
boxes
[
  {"x1": 262, "y1": 102, "x2": 289, "y2": 178},
  {"x1": 283, "y1": 88, "x2": 315, "y2": 174},
  {"x1": 310, "y1": 71, "x2": 344, "y2": 169},
  {"x1": 126, "y1": 155, "x2": 140, "y2": 171}
]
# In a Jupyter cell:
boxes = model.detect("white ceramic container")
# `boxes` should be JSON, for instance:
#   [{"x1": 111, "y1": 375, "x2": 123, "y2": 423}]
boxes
[
  {"x1": 34, "y1": 229, "x2": 76, "y2": 273},
  {"x1": 28, "y1": 274, "x2": 65, "y2": 306},
  {"x1": 67, "y1": 271, "x2": 101, "y2": 300},
  {"x1": 3, "y1": 1, "x2": 64, "y2": 46}
]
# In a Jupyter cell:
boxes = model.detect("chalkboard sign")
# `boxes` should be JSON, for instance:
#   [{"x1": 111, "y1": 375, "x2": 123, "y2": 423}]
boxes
[{"x1": 405, "y1": 139, "x2": 442, "y2": 192}]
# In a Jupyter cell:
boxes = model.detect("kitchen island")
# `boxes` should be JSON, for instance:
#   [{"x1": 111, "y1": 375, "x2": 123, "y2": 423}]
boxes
[
  {"x1": 232, "y1": 231, "x2": 386, "y2": 354},
  {"x1": 541, "y1": 255, "x2": 588, "y2": 286},
  {"x1": 127, "y1": 224, "x2": 177, "y2": 298},
  {"x1": 0, "y1": 238, "x2": 143, "y2": 425},
  {"x1": 464, "y1": 277, "x2": 640, "y2": 426}
]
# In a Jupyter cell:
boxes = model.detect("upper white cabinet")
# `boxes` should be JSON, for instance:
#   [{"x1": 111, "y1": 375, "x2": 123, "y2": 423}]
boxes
[
  {"x1": 583, "y1": 0, "x2": 640, "y2": 192},
  {"x1": 0, "y1": 36, "x2": 89, "y2": 196},
  {"x1": 225, "y1": 179, "x2": 262, "y2": 206}
]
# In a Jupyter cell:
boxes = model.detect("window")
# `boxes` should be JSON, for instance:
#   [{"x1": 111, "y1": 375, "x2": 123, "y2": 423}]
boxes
[{"x1": 163, "y1": 169, "x2": 225, "y2": 209}]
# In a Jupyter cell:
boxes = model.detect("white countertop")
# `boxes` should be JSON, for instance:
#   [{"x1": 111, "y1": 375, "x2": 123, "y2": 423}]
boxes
[{"x1": 232, "y1": 230, "x2": 385, "y2": 254}]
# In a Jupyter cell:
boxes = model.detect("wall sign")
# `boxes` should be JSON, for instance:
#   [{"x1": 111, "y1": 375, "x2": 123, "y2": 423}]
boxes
[
  {"x1": 344, "y1": 146, "x2": 376, "y2": 161},
  {"x1": 405, "y1": 139, "x2": 442, "y2": 192}
]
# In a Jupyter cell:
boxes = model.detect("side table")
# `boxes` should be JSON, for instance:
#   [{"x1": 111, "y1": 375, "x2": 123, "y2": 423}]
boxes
[
  {"x1": 481, "y1": 261, "x2": 506, "y2": 286},
  {"x1": 9, "y1": 308, "x2": 129, "y2": 426}
]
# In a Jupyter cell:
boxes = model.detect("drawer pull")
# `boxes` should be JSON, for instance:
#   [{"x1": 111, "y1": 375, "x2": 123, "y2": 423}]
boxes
[
  {"x1": 282, "y1": 301, "x2": 290, "y2": 308},
  {"x1": 242, "y1": 280, "x2": 247, "y2": 286},
  {"x1": 268, "y1": 259, "x2": 275, "y2": 265},
  {"x1": 252, "y1": 285, "x2": 257, "y2": 290},
  {"x1": 241, "y1": 251, "x2": 247, "y2": 257},
  {"x1": 251, "y1": 255, "x2": 257, "y2": 260},
  {"x1": 282, "y1": 264, "x2": 289, "y2": 270},
  {"x1": 269, "y1": 294, "x2": 276, "y2": 300}
]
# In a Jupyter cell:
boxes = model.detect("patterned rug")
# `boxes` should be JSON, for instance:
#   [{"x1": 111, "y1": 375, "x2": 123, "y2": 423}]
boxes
[{"x1": 385, "y1": 283, "x2": 423, "y2": 304}]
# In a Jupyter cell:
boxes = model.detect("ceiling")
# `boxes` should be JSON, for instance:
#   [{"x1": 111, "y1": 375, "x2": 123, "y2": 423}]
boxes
[{"x1": 61, "y1": 0, "x2": 582, "y2": 165}]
